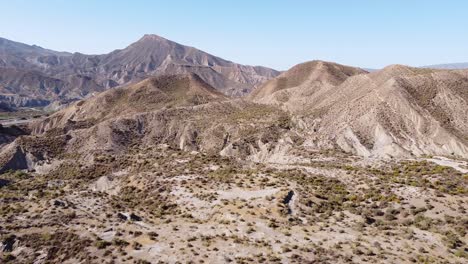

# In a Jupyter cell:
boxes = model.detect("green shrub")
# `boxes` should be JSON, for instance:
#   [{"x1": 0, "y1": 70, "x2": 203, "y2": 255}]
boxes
[{"x1": 95, "y1": 240, "x2": 111, "y2": 249}]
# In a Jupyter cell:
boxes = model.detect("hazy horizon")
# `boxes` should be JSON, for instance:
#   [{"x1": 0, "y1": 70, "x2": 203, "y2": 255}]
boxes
[{"x1": 1, "y1": 0, "x2": 467, "y2": 70}]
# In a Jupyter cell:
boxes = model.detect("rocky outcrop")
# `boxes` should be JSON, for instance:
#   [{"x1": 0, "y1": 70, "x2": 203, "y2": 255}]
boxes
[
  {"x1": 0, "y1": 178, "x2": 9, "y2": 188},
  {"x1": 0, "y1": 124, "x2": 29, "y2": 147},
  {"x1": 0, "y1": 143, "x2": 31, "y2": 173},
  {"x1": 0, "y1": 235, "x2": 17, "y2": 252}
]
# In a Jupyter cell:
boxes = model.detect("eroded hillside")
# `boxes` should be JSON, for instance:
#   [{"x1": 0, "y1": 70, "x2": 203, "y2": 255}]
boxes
[
  {"x1": 0, "y1": 69, "x2": 467, "y2": 263},
  {"x1": 251, "y1": 61, "x2": 468, "y2": 159}
]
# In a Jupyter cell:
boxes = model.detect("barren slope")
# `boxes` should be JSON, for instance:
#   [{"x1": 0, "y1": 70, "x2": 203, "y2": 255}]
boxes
[
  {"x1": 0, "y1": 73, "x2": 294, "y2": 172},
  {"x1": 252, "y1": 62, "x2": 468, "y2": 158}
]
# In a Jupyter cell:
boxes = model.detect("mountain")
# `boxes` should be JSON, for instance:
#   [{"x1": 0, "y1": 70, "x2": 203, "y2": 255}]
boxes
[
  {"x1": 422, "y1": 62, "x2": 468, "y2": 70},
  {"x1": 251, "y1": 61, "x2": 468, "y2": 158},
  {"x1": 0, "y1": 35, "x2": 280, "y2": 108},
  {"x1": 0, "y1": 67, "x2": 104, "y2": 108},
  {"x1": 91, "y1": 35, "x2": 279, "y2": 95},
  {"x1": 0, "y1": 37, "x2": 70, "y2": 69}
]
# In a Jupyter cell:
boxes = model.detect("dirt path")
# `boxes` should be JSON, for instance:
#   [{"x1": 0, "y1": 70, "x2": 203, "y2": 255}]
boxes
[{"x1": 427, "y1": 156, "x2": 468, "y2": 173}]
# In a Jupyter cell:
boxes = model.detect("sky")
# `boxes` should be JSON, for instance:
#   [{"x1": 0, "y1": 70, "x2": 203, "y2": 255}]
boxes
[{"x1": 0, "y1": 0, "x2": 467, "y2": 70}]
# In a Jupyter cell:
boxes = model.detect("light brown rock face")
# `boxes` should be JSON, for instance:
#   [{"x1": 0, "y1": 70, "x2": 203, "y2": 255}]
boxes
[{"x1": 251, "y1": 61, "x2": 468, "y2": 158}]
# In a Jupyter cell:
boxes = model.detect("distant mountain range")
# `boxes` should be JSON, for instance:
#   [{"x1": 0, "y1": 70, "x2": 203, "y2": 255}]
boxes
[
  {"x1": 365, "y1": 62, "x2": 468, "y2": 72},
  {"x1": 422, "y1": 63, "x2": 468, "y2": 69},
  {"x1": 0, "y1": 35, "x2": 280, "y2": 108},
  {"x1": 1, "y1": 34, "x2": 468, "y2": 110}
]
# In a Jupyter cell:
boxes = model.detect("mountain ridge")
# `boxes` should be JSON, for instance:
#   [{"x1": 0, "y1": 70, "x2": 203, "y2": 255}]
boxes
[{"x1": 0, "y1": 34, "x2": 280, "y2": 108}]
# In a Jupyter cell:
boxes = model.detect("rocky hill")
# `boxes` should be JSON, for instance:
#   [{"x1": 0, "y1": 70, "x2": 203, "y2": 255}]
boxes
[
  {"x1": 249, "y1": 60, "x2": 367, "y2": 99},
  {"x1": 251, "y1": 61, "x2": 468, "y2": 158},
  {"x1": 0, "y1": 73, "x2": 292, "y2": 171}
]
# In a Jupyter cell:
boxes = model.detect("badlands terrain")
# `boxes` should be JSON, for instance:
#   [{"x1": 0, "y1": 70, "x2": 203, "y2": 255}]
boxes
[{"x1": 0, "y1": 37, "x2": 467, "y2": 263}]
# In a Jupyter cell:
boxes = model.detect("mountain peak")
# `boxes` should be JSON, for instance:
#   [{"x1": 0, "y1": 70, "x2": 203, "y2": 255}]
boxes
[
  {"x1": 139, "y1": 34, "x2": 169, "y2": 42},
  {"x1": 126, "y1": 34, "x2": 175, "y2": 49},
  {"x1": 134, "y1": 34, "x2": 175, "y2": 45}
]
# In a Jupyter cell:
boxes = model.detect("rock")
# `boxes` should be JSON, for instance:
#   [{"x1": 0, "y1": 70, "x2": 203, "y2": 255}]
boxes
[
  {"x1": 130, "y1": 213, "x2": 142, "y2": 221},
  {"x1": 90, "y1": 176, "x2": 120, "y2": 195},
  {"x1": 0, "y1": 178, "x2": 9, "y2": 188},
  {"x1": 1, "y1": 235, "x2": 16, "y2": 252},
  {"x1": 364, "y1": 215, "x2": 376, "y2": 225},
  {"x1": 117, "y1": 213, "x2": 127, "y2": 221},
  {"x1": 53, "y1": 200, "x2": 67, "y2": 207}
]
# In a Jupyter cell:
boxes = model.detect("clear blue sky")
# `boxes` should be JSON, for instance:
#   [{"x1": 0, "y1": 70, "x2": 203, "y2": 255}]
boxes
[{"x1": 1, "y1": 0, "x2": 467, "y2": 70}]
